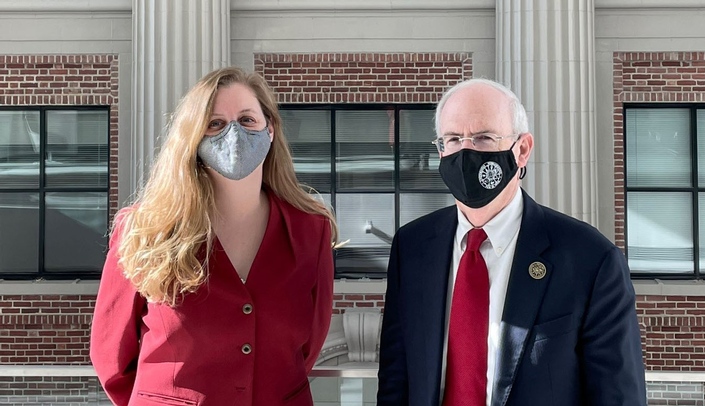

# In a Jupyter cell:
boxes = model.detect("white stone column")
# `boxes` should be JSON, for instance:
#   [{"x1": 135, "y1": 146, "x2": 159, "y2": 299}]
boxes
[
  {"x1": 496, "y1": 0, "x2": 597, "y2": 224},
  {"x1": 131, "y1": 0, "x2": 230, "y2": 189}
]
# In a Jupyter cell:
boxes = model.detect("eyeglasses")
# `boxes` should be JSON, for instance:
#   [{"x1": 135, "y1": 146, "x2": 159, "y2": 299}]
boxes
[{"x1": 431, "y1": 133, "x2": 522, "y2": 153}]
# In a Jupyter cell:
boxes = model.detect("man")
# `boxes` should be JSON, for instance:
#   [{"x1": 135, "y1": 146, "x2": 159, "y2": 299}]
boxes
[{"x1": 377, "y1": 78, "x2": 646, "y2": 406}]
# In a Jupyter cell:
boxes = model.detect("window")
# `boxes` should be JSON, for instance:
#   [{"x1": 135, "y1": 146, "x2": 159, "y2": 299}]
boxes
[
  {"x1": 0, "y1": 107, "x2": 110, "y2": 279},
  {"x1": 281, "y1": 105, "x2": 453, "y2": 279},
  {"x1": 624, "y1": 104, "x2": 705, "y2": 279}
]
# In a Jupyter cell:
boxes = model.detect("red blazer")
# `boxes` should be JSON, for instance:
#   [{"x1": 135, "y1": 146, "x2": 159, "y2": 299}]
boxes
[{"x1": 90, "y1": 191, "x2": 334, "y2": 406}]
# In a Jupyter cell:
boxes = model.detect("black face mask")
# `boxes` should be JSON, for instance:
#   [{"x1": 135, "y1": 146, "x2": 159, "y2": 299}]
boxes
[{"x1": 438, "y1": 143, "x2": 520, "y2": 208}]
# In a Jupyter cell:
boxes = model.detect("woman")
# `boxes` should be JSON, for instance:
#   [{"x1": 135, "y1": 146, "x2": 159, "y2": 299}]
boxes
[{"x1": 90, "y1": 67, "x2": 337, "y2": 406}]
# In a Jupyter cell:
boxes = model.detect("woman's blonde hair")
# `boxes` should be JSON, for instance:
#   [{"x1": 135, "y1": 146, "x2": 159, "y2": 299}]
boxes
[{"x1": 115, "y1": 66, "x2": 337, "y2": 306}]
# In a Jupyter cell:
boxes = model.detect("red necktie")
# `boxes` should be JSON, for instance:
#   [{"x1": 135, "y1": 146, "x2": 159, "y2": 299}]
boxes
[{"x1": 443, "y1": 228, "x2": 489, "y2": 406}]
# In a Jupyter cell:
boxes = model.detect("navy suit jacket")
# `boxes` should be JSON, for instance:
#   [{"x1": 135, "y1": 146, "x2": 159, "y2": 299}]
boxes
[{"x1": 377, "y1": 190, "x2": 646, "y2": 406}]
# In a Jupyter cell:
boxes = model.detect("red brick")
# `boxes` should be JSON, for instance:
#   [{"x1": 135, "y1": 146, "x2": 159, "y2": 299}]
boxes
[
  {"x1": 364, "y1": 295, "x2": 384, "y2": 300},
  {"x1": 344, "y1": 294, "x2": 364, "y2": 301}
]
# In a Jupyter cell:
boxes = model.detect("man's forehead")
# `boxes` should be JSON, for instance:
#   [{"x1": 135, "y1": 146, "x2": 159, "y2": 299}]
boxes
[
  {"x1": 440, "y1": 86, "x2": 512, "y2": 130},
  {"x1": 441, "y1": 113, "x2": 497, "y2": 132},
  {"x1": 439, "y1": 105, "x2": 510, "y2": 133}
]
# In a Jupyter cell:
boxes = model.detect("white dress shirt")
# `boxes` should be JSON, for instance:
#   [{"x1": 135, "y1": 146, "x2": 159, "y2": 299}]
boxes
[{"x1": 440, "y1": 188, "x2": 524, "y2": 406}]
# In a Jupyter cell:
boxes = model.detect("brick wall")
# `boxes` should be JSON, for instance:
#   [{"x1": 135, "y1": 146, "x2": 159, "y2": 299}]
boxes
[
  {"x1": 612, "y1": 52, "x2": 705, "y2": 374},
  {"x1": 2, "y1": 293, "x2": 703, "y2": 369},
  {"x1": 0, "y1": 54, "x2": 118, "y2": 366},
  {"x1": 613, "y1": 51, "x2": 705, "y2": 249},
  {"x1": 0, "y1": 54, "x2": 120, "y2": 217},
  {"x1": 0, "y1": 376, "x2": 108, "y2": 405},
  {"x1": 638, "y1": 295, "x2": 705, "y2": 371},
  {"x1": 648, "y1": 381, "x2": 705, "y2": 405},
  {"x1": 0, "y1": 295, "x2": 95, "y2": 364},
  {"x1": 255, "y1": 52, "x2": 472, "y2": 104},
  {"x1": 332, "y1": 294, "x2": 385, "y2": 314}
]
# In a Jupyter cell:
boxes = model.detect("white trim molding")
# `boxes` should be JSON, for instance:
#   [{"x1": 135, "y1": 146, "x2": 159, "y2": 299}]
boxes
[
  {"x1": 334, "y1": 279, "x2": 387, "y2": 295},
  {"x1": 334, "y1": 279, "x2": 705, "y2": 297},
  {"x1": 1, "y1": 0, "x2": 704, "y2": 12},
  {"x1": 0, "y1": 0, "x2": 131, "y2": 12},
  {"x1": 229, "y1": 0, "x2": 705, "y2": 11},
  {"x1": 0, "y1": 280, "x2": 99, "y2": 295},
  {"x1": 230, "y1": 0, "x2": 494, "y2": 11},
  {"x1": 0, "y1": 279, "x2": 701, "y2": 296},
  {"x1": 0, "y1": 365, "x2": 703, "y2": 383},
  {"x1": 645, "y1": 371, "x2": 705, "y2": 382},
  {"x1": 632, "y1": 279, "x2": 705, "y2": 296},
  {"x1": 594, "y1": 0, "x2": 705, "y2": 8},
  {"x1": 0, "y1": 365, "x2": 96, "y2": 377}
]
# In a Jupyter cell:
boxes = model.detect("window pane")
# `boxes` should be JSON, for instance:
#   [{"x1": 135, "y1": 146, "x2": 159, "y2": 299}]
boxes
[
  {"x1": 45, "y1": 110, "x2": 109, "y2": 188},
  {"x1": 284, "y1": 110, "x2": 332, "y2": 192},
  {"x1": 627, "y1": 192, "x2": 693, "y2": 273},
  {"x1": 44, "y1": 192, "x2": 108, "y2": 273},
  {"x1": 399, "y1": 109, "x2": 445, "y2": 190},
  {"x1": 626, "y1": 108, "x2": 691, "y2": 187},
  {"x1": 698, "y1": 110, "x2": 705, "y2": 186},
  {"x1": 400, "y1": 193, "x2": 455, "y2": 226},
  {"x1": 0, "y1": 193, "x2": 39, "y2": 273},
  {"x1": 0, "y1": 111, "x2": 40, "y2": 188},
  {"x1": 336, "y1": 111, "x2": 394, "y2": 190},
  {"x1": 335, "y1": 193, "x2": 393, "y2": 278}
]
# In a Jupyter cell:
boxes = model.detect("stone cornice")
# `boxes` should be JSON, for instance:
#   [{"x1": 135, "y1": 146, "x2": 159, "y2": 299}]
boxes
[{"x1": 0, "y1": 0, "x2": 703, "y2": 12}]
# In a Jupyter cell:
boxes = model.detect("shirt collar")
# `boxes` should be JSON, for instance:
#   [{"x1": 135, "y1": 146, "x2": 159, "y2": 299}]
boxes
[{"x1": 455, "y1": 188, "x2": 524, "y2": 256}]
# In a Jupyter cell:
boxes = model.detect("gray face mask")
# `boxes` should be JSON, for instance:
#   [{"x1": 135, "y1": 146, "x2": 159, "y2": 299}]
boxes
[{"x1": 197, "y1": 120, "x2": 271, "y2": 180}]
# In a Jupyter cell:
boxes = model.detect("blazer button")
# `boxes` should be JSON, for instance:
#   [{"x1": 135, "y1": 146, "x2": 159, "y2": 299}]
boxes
[
  {"x1": 242, "y1": 304, "x2": 253, "y2": 314},
  {"x1": 242, "y1": 344, "x2": 252, "y2": 355}
]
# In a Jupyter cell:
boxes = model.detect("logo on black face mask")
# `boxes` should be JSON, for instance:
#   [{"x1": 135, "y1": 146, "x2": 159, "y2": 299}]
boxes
[{"x1": 479, "y1": 161, "x2": 502, "y2": 189}]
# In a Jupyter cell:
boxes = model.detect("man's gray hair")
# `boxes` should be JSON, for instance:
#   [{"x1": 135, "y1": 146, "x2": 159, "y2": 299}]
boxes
[{"x1": 434, "y1": 78, "x2": 530, "y2": 137}]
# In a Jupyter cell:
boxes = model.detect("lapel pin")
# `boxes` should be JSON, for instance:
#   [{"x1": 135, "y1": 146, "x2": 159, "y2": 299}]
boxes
[{"x1": 528, "y1": 262, "x2": 547, "y2": 280}]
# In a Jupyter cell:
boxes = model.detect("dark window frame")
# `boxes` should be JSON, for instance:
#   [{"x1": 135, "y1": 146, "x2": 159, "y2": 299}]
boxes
[
  {"x1": 624, "y1": 103, "x2": 703, "y2": 280},
  {"x1": 281, "y1": 103, "x2": 446, "y2": 279},
  {"x1": 0, "y1": 105, "x2": 110, "y2": 280}
]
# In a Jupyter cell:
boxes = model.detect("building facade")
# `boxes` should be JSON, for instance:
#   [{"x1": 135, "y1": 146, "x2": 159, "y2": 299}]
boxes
[{"x1": 0, "y1": 0, "x2": 704, "y2": 404}]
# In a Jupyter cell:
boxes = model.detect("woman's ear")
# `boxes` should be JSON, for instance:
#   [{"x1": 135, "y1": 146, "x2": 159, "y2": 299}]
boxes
[{"x1": 267, "y1": 121, "x2": 274, "y2": 142}]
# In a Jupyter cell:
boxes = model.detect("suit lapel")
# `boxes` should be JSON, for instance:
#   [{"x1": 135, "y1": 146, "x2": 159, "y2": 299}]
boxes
[
  {"x1": 413, "y1": 206, "x2": 457, "y2": 405},
  {"x1": 491, "y1": 191, "x2": 553, "y2": 406}
]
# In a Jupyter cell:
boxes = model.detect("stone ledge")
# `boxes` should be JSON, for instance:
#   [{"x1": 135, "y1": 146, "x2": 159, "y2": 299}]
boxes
[
  {"x1": 0, "y1": 0, "x2": 703, "y2": 13},
  {"x1": 633, "y1": 279, "x2": 705, "y2": 296},
  {"x1": 1, "y1": 365, "x2": 703, "y2": 382},
  {"x1": 0, "y1": 279, "x2": 700, "y2": 297}
]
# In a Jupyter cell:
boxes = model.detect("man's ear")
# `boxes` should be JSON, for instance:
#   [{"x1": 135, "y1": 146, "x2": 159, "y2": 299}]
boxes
[{"x1": 516, "y1": 132, "x2": 534, "y2": 167}]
